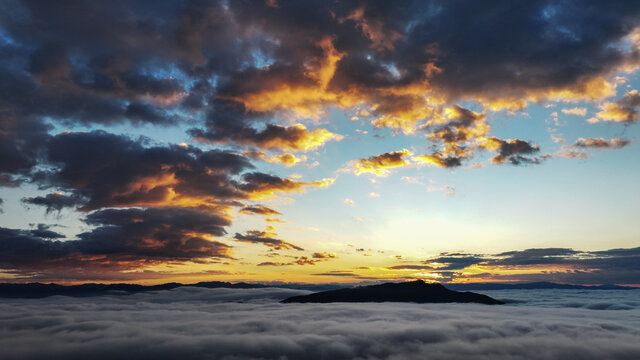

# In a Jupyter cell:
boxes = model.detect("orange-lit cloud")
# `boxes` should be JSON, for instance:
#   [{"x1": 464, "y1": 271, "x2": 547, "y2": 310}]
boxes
[
  {"x1": 244, "y1": 151, "x2": 308, "y2": 167},
  {"x1": 352, "y1": 149, "x2": 413, "y2": 176},
  {"x1": 193, "y1": 123, "x2": 343, "y2": 152},
  {"x1": 589, "y1": 90, "x2": 640, "y2": 124},
  {"x1": 561, "y1": 107, "x2": 588, "y2": 116},
  {"x1": 238, "y1": 205, "x2": 282, "y2": 216},
  {"x1": 339, "y1": 7, "x2": 403, "y2": 51},
  {"x1": 224, "y1": 38, "x2": 352, "y2": 118},
  {"x1": 240, "y1": 172, "x2": 335, "y2": 200},
  {"x1": 412, "y1": 154, "x2": 461, "y2": 168}
]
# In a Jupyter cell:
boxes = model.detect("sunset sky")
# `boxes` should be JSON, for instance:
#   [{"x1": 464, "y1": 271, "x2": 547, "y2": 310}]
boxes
[{"x1": 0, "y1": 0, "x2": 639, "y2": 285}]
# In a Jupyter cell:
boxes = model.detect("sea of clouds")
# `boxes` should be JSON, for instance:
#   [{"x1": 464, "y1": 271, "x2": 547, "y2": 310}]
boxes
[{"x1": 1, "y1": 287, "x2": 639, "y2": 360}]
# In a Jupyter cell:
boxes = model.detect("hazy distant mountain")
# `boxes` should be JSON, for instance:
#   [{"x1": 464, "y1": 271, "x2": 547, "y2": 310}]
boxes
[
  {"x1": 0, "y1": 281, "x2": 342, "y2": 298},
  {"x1": 1, "y1": 280, "x2": 635, "y2": 299},
  {"x1": 443, "y1": 282, "x2": 637, "y2": 291},
  {"x1": 281, "y1": 280, "x2": 504, "y2": 305}
]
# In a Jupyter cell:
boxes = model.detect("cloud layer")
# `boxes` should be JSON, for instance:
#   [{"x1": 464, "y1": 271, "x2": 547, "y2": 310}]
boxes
[
  {"x1": 388, "y1": 246, "x2": 640, "y2": 284},
  {"x1": 0, "y1": 287, "x2": 639, "y2": 359}
]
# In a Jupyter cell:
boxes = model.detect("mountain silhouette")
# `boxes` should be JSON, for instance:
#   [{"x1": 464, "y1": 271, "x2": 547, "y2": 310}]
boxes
[
  {"x1": 0, "y1": 281, "x2": 341, "y2": 298},
  {"x1": 281, "y1": 280, "x2": 504, "y2": 305},
  {"x1": 443, "y1": 281, "x2": 635, "y2": 291}
]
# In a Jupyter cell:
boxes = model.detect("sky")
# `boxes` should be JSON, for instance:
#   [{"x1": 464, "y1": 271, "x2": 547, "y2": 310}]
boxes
[{"x1": 0, "y1": 0, "x2": 639, "y2": 285}]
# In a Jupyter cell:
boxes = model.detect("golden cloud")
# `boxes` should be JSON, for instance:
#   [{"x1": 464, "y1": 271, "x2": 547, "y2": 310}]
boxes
[{"x1": 352, "y1": 149, "x2": 413, "y2": 176}]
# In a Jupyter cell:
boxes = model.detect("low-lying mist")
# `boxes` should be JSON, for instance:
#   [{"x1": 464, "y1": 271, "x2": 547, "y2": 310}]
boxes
[{"x1": 0, "y1": 287, "x2": 639, "y2": 360}]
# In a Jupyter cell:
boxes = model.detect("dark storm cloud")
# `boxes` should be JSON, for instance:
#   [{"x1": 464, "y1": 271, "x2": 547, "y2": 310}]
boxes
[
  {"x1": 28, "y1": 224, "x2": 66, "y2": 240},
  {"x1": 0, "y1": 226, "x2": 72, "y2": 269},
  {"x1": 0, "y1": 57, "x2": 178, "y2": 127},
  {"x1": 1, "y1": 0, "x2": 639, "y2": 169},
  {"x1": 29, "y1": 130, "x2": 329, "y2": 210},
  {"x1": 0, "y1": 206, "x2": 232, "y2": 275},
  {"x1": 79, "y1": 207, "x2": 232, "y2": 261},
  {"x1": 398, "y1": 1, "x2": 640, "y2": 101},
  {"x1": 36, "y1": 131, "x2": 252, "y2": 210},
  {"x1": 21, "y1": 193, "x2": 86, "y2": 214},
  {"x1": 0, "y1": 112, "x2": 51, "y2": 187}
]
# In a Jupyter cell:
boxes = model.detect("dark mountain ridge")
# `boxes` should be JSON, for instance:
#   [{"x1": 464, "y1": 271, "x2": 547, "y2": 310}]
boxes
[
  {"x1": 281, "y1": 280, "x2": 504, "y2": 305},
  {"x1": 0, "y1": 281, "x2": 339, "y2": 298},
  {"x1": 0, "y1": 280, "x2": 636, "y2": 299},
  {"x1": 443, "y1": 281, "x2": 636, "y2": 291}
]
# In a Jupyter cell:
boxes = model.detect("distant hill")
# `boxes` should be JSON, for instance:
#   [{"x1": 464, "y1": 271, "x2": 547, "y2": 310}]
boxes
[
  {"x1": 443, "y1": 282, "x2": 637, "y2": 291},
  {"x1": 281, "y1": 280, "x2": 504, "y2": 305},
  {"x1": 0, "y1": 281, "x2": 342, "y2": 298},
  {"x1": 1, "y1": 280, "x2": 635, "y2": 299}
]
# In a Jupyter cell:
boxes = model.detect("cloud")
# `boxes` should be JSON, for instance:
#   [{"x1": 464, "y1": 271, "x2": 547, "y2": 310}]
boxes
[
  {"x1": 574, "y1": 138, "x2": 631, "y2": 149},
  {"x1": 312, "y1": 252, "x2": 336, "y2": 259},
  {"x1": 234, "y1": 227, "x2": 303, "y2": 251},
  {"x1": 556, "y1": 145, "x2": 591, "y2": 159},
  {"x1": 388, "y1": 265, "x2": 435, "y2": 271},
  {"x1": 561, "y1": 107, "x2": 588, "y2": 116},
  {"x1": 426, "y1": 185, "x2": 456, "y2": 197},
  {"x1": 238, "y1": 205, "x2": 282, "y2": 216},
  {"x1": 257, "y1": 255, "x2": 323, "y2": 266},
  {"x1": 590, "y1": 90, "x2": 640, "y2": 124},
  {"x1": 0, "y1": 0, "x2": 639, "y2": 180},
  {"x1": 0, "y1": 289, "x2": 639, "y2": 359},
  {"x1": 389, "y1": 246, "x2": 640, "y2": 285},
  {"x1": 21, "y1": 192, "x2": 86, "y2": 214},
  {"x1": 0, "y1": 115, "x2": 51, "y2": 187},
  {"x1": 353, "y1": 106, "x2": 544, "y2": 170},
  {"x1": 352, "y1": 149, "x2": 413, "y2": 176},
  {"x1": 244, "y1": 151, "x2": 308, "y2": 167},
  {"x1": 343, "y1": 198, "x2": 355, "y2": 206},
  {"x1": 557, "y1": 137, "x2": 630, "y2": 159},
  {"x1": 32, "y1": 130, "x2": 333, "y2": 209},
  {"x1": 192, "y1": 123, "x2": 343, "y2": 152},
  {"x1": 0, "y1": 207, "x2": 233, "y2": 277},
  {"x1": 482, "y1": 137, "x2": 549, "y2": 165},
  {"x1": 36, "y1": 131, "x2": 252, "y2": 210},
  {"x1": 422, "y1": 106, "x2": 489, "y2": 164},
  {"x1": 239, "y1": 172, "x2": 334, "y2": 199},
  {"x1": 413, "y1": 153, "x2": 462, "y2": 168}
]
